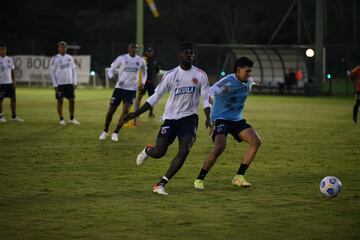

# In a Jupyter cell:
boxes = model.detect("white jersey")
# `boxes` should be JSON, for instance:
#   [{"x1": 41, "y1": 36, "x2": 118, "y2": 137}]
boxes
[
  {"x1": 50, "y1": 54, "x2": 77, "y2": 87},
  {"x1": 108, "y1": 54, "x2": 147, "y2": 91},
  {"x1": 147, "y1": 66, "x2": 211, "y2": 120},
  {"x1": 0, "y1": 56, "x2": 15, "y2": 84}
]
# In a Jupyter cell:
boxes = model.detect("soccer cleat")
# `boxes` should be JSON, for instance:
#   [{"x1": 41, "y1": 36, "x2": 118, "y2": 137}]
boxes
[
  {"x1": 69, "y1": 118, "x2": 80, "y2": 125},
  {"x1": 11, "y1": 117, "x2": 24, "y2": 122},
  {"x1": 136, "y1": 144, "x2": 152, "y2": 166},
  {"x1": 194, "y1": 179, "x2": 205, "y2": 190},
  {"x1": 59, "y1": 120, "x2": 66, "y2": 126},
  {"x1": 153, "y1": 185, "x2": 168, "y2": 195},
  {"x1": 111, "y1": 133, "x2": 119, "y2": 142},
  {"x1": 0, "y1": 117, "x2": 7, "y2": 123},
  {"x1": 99, "y1": 131, "x2": 108, "y2": 140},
  {"x1": 232, "y1": 175, "x2": 251, "y2": 188}
]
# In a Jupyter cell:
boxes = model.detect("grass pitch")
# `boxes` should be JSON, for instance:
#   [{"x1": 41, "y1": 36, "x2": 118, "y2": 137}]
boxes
[{"x1": 0, "y1": 88, "x2": 359, "y2": 240}]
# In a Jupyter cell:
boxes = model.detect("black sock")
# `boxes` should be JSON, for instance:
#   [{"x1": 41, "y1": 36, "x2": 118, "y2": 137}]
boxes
[
  {"x1": 157, "y1": 176, "x2": 169, "y2": 187},
  {"x1": 70, "y1": 115, "x2": 74, "y2": 120},
  {"x1": 12, "y1": 113, "x2": 16, "y2": 119},
  {"x1": 113, "y1": 126, "x2": 120, "y2": 134},
  {"x1": 237, "y1": 164, "x2": 249, "y2": 175},
  {"x1": 197, "y1": 169, "x2": 208, "y2": 180},
  {"x1": 60, "y1": 117, "x2": 64, "y2": 121}
]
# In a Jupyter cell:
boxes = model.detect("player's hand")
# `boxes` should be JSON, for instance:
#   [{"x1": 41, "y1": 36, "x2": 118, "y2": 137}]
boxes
[
  {"x1": 73, "y1": 85, "x2": 77, "y2": 89},
  {"x1": 12, "y1": 82, "x2": 16, "y2": 90},
  {"x1": 205, "y1": 119, "x2": 212, "y2": 135},
  {"x1": 208, "y1": 96, "x2": 213, "y2": 105},
  {"x1": 124, "y1": 112, "x2": 137, "y2": 123}
]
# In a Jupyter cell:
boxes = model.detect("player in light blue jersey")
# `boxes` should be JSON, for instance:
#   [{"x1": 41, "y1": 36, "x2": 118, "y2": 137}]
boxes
[{"x1": 194, "y1": 57, "x2": 262, "y2": 190}]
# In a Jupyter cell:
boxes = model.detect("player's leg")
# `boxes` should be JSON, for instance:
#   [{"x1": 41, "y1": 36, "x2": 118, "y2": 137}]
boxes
[
  {"x1": 0, "y1": 97, "x2": 5, "y2": 122},
  {"x1": 194, "y1": 134, "x2": 227, "y2": 190},
  {"x1": 99, "y1": 89, "x2": 121, "y2": 140},
  {"x1": 353, "y1": 93, "x2": 360, "y2": 124},
  {"x1": 112, "y1": 101, "x2": 132, "y2": 138},
  {"x1": 8, "y1": 85, "x2": 23, "y2": 122},
  {"x1": 57, "y1": 98, "x2": 64, "y2": 124},
  {"x1": 148, "y1": 85, "x2": 155, "y2": 117},
  {"x1": 153, "y1": 134, "x2": 195, "y2": 195},
  {"x1": 232, "y1": 127, "x2": 261, "y2": 187}
]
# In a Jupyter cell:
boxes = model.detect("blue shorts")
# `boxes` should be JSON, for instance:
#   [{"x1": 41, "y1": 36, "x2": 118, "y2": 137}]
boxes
[
  {"x1": 212, "y1": 119, "x2": 252, "y2": 142},
  {"x1": 110, "y1": 88, "x2": 136, "y2": 106},
  {"x1": 0, "y1": 84, "x2": 16, "y2": 99},
  {"x1": 56, "y1": 84, "x2": 75, "y2": 99},
  {"x1": 157, "y1": 114, "x2": 199, "y2": 145}
]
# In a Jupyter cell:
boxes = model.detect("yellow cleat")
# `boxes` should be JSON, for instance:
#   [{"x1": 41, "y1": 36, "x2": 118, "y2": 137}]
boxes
[
  {"x1": 232, "y1": 175, "x2": 251, "y2": 188},
  {"x1": 194, "y1": 179, "x2": 204, "y2": 190}
]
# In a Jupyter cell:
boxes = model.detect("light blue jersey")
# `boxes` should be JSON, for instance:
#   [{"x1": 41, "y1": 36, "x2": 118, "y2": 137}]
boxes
[{"x1": 210, "y1": 74, "x2": 253, "y2": 122}]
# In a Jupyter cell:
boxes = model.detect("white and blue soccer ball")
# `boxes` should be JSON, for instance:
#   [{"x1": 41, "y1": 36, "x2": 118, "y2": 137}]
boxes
[{"x1": 320, "y1": 176, "x2": 342, "y2": 198}]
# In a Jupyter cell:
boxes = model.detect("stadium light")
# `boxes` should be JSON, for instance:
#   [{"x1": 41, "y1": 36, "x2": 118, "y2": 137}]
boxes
[
  {"x1": 90, "y1": 71, "x2": 96, "y2": 76},
  {"x1": 305, "y1": 48, "x2": 315, "y2": 58},
  {"x1": 326, "y1": 73, "x2": 332, "y2": 79},
  {"x1": 220, "y1": 71, "x2": 226, "y2": 77}
]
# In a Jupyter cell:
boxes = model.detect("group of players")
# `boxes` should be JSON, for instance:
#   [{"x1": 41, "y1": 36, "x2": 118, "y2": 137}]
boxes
[
  {"x1": 98, "y1": 41, "x2": 262, "y2": 195},
  {"x1": 2, "y1": 40, "x2": 359, "y2": 195}
]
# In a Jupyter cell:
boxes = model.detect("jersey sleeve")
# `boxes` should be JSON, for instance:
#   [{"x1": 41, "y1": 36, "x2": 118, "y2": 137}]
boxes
[
  {"x1": 50, "y1": 57, "x2": 58, "y2": 87},
  {"x1": 200, "y1": 72, "x2": 211, "y2": 109},
  {"x1": 146, "y1": 72, "x2": 170, "y2": 106},
  {"x1": 209, "y1": 76, "x2": 231, "y2": 96},
  {"x1": 108, "y1": 56, "x2": 122, "y2": 79}
]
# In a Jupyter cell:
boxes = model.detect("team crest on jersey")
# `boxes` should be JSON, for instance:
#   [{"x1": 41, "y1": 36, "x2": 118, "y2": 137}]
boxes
[
  {"x1": 192, "y1": 78, "x2": 198, "y2": 84},
  {"x1": 161, "y1": 126, "x2": 170, "y2": 134}
]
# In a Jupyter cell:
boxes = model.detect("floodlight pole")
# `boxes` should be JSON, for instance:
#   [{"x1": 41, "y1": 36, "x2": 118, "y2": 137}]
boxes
[
  {"x1": 314, "y1": 0, "x2": 325, "y2": 94},
  {"x1": 136, "y1": 0, "x2": 144, "y2": 55}
]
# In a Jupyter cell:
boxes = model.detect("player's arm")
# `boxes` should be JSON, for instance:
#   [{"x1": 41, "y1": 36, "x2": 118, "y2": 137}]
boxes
[
  {"x1": 209, "y1": 77, "x2": 231, "y2": 96},
  {"x1": 50, "y1": 57, "x2": 58, "y2": 89},
  {"x1": 124, "y1": 73, "x2": 169, "y2": 122},
  {"x1": 72, "y1": 57, "x2": 77, "y2": 88},
  {"x1": 200, "y1": 74, "x2": 212, "y2": 131},
  {"x1": 108, "y1": 56, "x2": 121, "y2": 79},
  {"x1": 141, "y1": 59, "x2": 148, "y2": 85},
  {"x1": 10, "y1": 58, "x2": 16, "y2": 89}
]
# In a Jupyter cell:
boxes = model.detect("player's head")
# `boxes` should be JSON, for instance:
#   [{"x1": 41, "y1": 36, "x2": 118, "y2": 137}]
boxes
[
  {"x1": 57, "y1": 41, "x2": 67, "y2": 55},
  {"x1": 0, "y1": 42, "x2": 7, "y2": 57},
  {"x1": 178, "y1": 41, "x2": 194, "y2": 64},
  {"x1": 144, "y1": 46, "x2": 154, "y2": 57},
  {"x1": 234, "y1": 57, "x2": 254, "y2": 81},
  {"x1": 128, "y1": 43, "x2": 138, "y2": 57}
]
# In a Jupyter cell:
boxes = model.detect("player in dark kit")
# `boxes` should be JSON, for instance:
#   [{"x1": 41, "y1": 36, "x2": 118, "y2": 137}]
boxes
[
  {"x1": 350, "y1": 66, "x2": 360, "y2": 124},
  {"x1": 135, "y1": 46, "x2": 160, "y2": 118}
]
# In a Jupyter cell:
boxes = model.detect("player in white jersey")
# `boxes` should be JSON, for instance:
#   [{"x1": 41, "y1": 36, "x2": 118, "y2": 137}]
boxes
[
  {"x1": 194, "y1": 57, "x2": 262, "y2": 190},
  {"x1": 50, "y1": 41, "x2": 80, "y2": 126},
  {"x1": 124, "y1": 42, "x2": 211, "y2": 195},
  {"x1": 99, "y1": 43, "x2": 147, "y2": 142},
  {"x1": 0, "y1": 43, "x2": 24, "y2": 123}
]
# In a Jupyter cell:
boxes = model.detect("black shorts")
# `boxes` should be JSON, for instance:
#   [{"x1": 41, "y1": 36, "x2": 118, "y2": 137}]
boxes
[
  {"x1": 140, "y1": 82, "x2": 155, "y2": 97},
  {"x1": 56, "y1": 84, "x2": 75, "y2": 99},
  {"x1": 0, "y1": 83, "x2": 16, "y2": 99},
  {"x1": 110, "y1": 88, "x2": 136, "y2": 106},
  {"x1": 157, "y1": 114, "x2": 199, "y2": 145},
  {"x1": 212, "y1": 119, "x2": 252, "y2": 143}
]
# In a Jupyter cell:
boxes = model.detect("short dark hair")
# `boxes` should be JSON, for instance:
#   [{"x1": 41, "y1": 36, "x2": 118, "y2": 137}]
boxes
[
  {"x1": 178, "y1": 41, "x2": 194, "y2": 52},
  {"x1": 233, "y1": 57, "x2": 254, "y2": 72},
  {"x1": 0, "y1": 42, "x2": 6, "y2": 48}
]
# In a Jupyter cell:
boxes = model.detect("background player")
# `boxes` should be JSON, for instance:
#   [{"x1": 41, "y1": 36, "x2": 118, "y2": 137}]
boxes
[
  {"x1": 350, "y1": 65, "x2": 360, "y2": 124},
  {"x1": 50, "y1": 41, "x2": 80, "y2": 126},
  {"x1": 124, "y1": 42, "x2": 211, "y2": 195},
  {"x1": 0, "y1": 43, "x2": 24, "y2": 123},
  {"x1": 194, "y1": 57, "x2": 262, "y2": 190},
  {"x1": 135, "y1": 46, "x2": 160, "y2": 118},
  {"x1": 99, "y1": 43, "x2": 147, "y2": 141}
]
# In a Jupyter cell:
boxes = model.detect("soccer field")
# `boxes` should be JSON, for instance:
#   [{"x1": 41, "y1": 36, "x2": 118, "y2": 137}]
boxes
[{"x1": 0, "y1": 88, "x2": 359, "y2": 240}]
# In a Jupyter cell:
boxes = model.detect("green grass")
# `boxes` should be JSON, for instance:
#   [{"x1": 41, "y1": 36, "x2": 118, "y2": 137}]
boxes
[{"x1": 0, "y1": 88, "x2": 359, "y2": 240}]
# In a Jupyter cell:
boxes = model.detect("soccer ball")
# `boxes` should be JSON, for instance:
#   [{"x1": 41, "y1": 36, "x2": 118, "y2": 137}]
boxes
[{"x1": 320, "y1": 176, "x2": 342, "y2": 198}]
